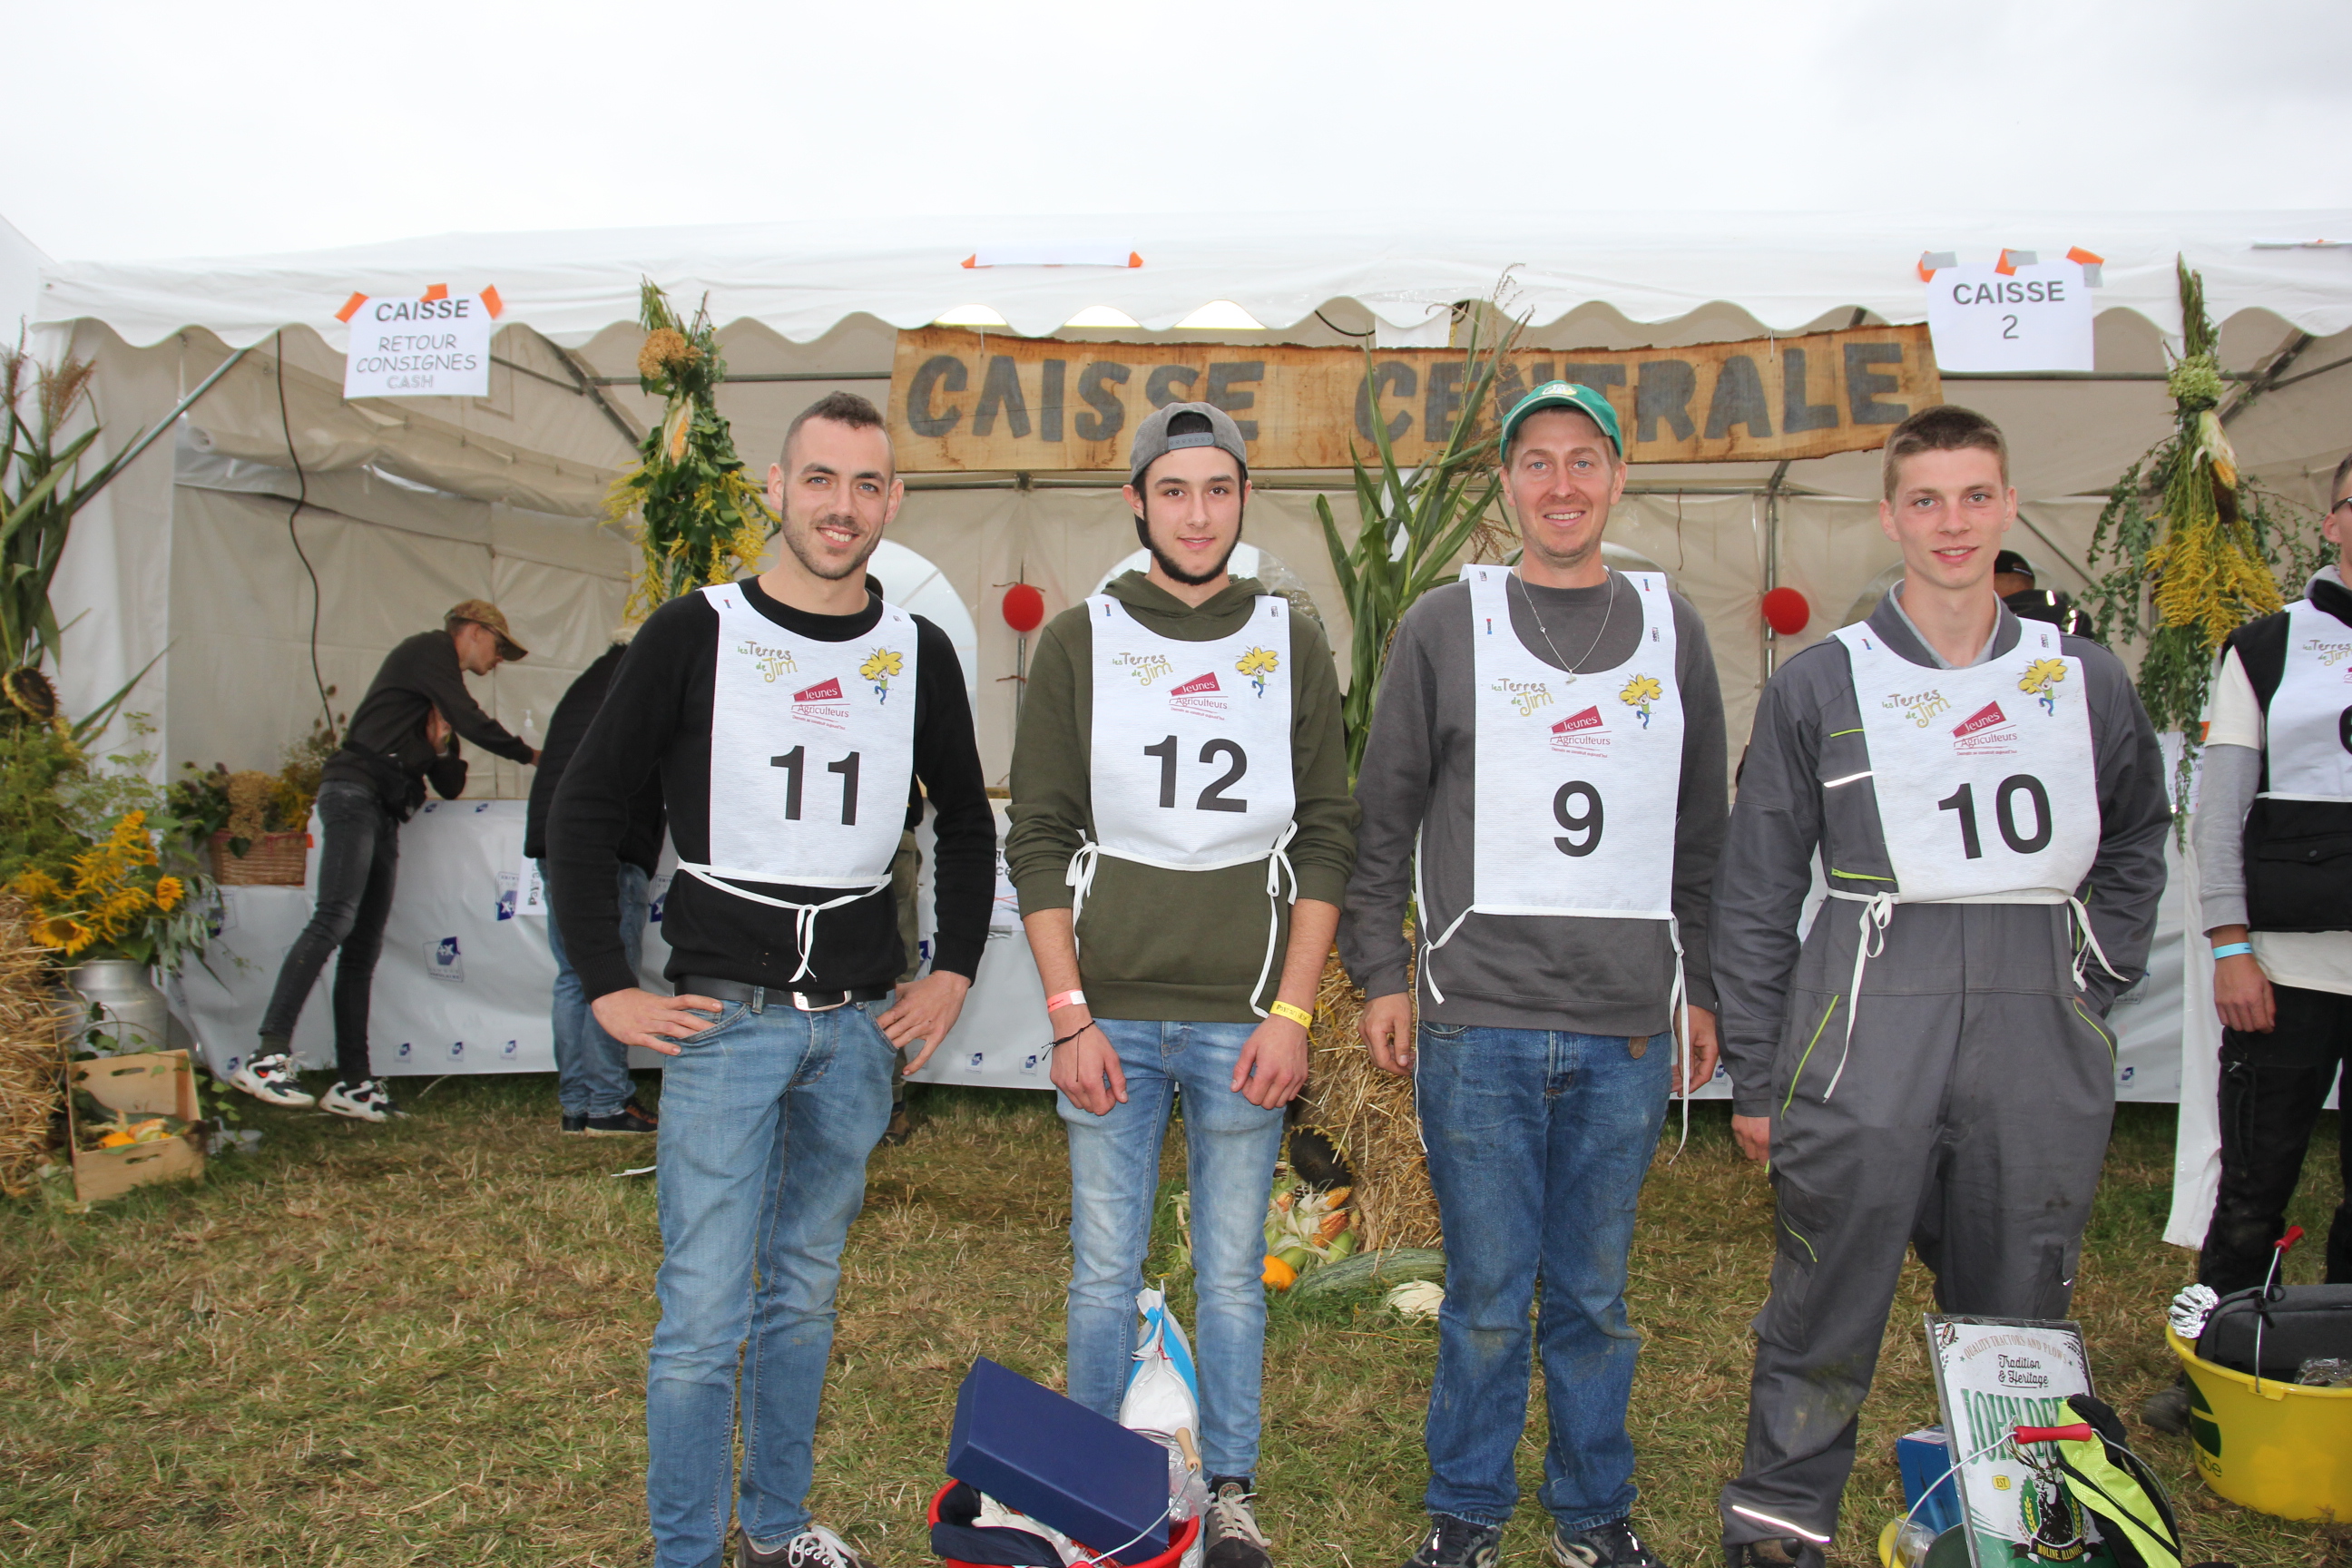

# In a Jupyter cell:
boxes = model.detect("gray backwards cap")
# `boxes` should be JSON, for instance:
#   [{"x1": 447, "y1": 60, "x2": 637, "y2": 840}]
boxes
[{"x1": 1128, "y1": 401, "x2": 1250, "y2": 488}]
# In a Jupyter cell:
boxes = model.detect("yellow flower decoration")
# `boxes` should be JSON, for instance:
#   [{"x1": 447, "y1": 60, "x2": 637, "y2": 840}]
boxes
[
  {"x1": 1235, "y1": 645, "x2": 1280, "y2": 695},
  {"x1": 154, "y1": 877, "x2": 184, "y2": 911}
]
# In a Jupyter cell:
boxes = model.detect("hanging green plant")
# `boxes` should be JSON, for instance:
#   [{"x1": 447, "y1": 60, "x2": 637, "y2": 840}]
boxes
[
  {"x1": 603, "y1": 282, "x2": 779, "y2": 618},
  {"x1": 2078, "y1": 259, "x2": 2325, "y2": 808}
]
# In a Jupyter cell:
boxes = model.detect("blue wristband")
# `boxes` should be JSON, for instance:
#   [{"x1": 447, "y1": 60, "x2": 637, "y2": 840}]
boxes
[{"x1": 2211, "y1": 942, "x2": 2254, "y2": 960}]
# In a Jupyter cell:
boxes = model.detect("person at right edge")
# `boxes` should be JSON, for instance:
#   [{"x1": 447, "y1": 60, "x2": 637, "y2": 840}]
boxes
[
  {"x1": 1711, "y1": 406, "x2": 2170, "y2": 1568},
  {"x1": 1342, "y1": 380, "x2": 1727, "y2": 1568},
  {"x1": 2141, "y1": 452, "x2": 2352, "y2": 1433}
]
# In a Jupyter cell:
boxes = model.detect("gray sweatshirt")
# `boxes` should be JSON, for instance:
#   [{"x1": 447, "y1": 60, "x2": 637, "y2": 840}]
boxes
[
  {"x1": 1710, "y1": 593, "x2": 2171, "y2": 1116},
  {"x1": 1339, "y1": 571, "x2": 1728, "y2": 1036}
]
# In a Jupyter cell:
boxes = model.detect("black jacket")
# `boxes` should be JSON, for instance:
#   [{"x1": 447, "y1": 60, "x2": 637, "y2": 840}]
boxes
[
  {"x1": 524, "y1": 643, "x2": 664, "y2": 873},
  {"x1": 321, "y1": 629, "x2": 534, "y2": 816}
]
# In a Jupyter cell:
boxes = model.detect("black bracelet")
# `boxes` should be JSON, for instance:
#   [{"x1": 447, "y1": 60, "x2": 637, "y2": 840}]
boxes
[{"x1": 1049, "y1": 1022, "x2": 1099, "y2": 1049}]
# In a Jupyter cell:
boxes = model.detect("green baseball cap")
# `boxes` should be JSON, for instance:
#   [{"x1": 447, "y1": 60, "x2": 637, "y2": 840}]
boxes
[{"x1": 1499, "y1": 379, "x2": 1624, "y2": 457}]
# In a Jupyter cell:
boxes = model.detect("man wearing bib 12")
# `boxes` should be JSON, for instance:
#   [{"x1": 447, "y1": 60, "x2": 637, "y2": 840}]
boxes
[
  {"x1": 1008, "y1": 402, "x2": 1358, "y2": 1568},
  {"x1": 1711, "y1": 406, "x2": 2169, "y2": 1568},
  {"x1": 1341, "y1": 381, "x2": 1728, "y2": 1568},
  {"x1": 549, "y1": 393, "x2": 995, "y2": 1568}
]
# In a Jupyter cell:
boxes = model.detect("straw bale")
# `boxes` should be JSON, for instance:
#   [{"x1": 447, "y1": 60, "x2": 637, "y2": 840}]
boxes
[
  {"x1": 0, "y1": 895, "x2": 64, "y2": 1195},
  {"x1": 1299, "y1": 948, "x2": 1441, "y2": 1249}
]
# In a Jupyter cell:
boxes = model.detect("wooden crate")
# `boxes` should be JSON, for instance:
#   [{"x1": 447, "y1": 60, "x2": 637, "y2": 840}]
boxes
[
  {"x1": 209, "y1": 829, "x2": 311, "y2": 886},
  {"x1": 70, "y1": 1050, "x2": 205, "y2": 1204}
]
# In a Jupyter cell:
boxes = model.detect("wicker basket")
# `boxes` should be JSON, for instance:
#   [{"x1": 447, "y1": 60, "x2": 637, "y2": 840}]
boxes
[{"x1": 209, "y1": 829, "x2": 311, "y2": 886}]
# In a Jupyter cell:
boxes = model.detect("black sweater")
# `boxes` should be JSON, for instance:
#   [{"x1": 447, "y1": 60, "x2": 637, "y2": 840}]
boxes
[
  {"x1": 548, "y1": 580, "x2": 995, "y2": 1000},
  {"x1": 524, "y1": 643, "x2": 664, "y2": 873},
  {"x1": 320, "y1": 629, "x2": 535, "y2": 803}
]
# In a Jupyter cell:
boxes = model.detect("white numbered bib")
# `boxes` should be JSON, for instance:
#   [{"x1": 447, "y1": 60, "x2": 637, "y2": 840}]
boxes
[
  {"x1": 1834, "y1": 618, "x2": 2098, "y2": 905},
  {"x1": 678, "y1": 583, "x2": 917, "y2": 977},
  {"x1": 2260, "y1": 596, "x2": 2352, "y2": 802}
]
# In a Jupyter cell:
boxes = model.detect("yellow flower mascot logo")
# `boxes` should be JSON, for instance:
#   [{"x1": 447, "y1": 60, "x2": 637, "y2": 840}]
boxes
[
  {"x1": 1235, "y1": 645, "x2": 1280, "y2": 698},
  {"x1": 860, "y1": 648, "x2": 903, "y2": 703},
  {"x1": 2019, "y1": 656, "x2": 2068, "y2": 717},
  {"x1": 1619, "y1": 673, "x2": 1662, "y2": 729}
]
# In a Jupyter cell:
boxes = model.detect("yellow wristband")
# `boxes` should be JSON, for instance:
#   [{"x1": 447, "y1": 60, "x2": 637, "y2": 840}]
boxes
[{"x1": 1269, "y1": 1000, "x2": 1315, "y2": 1029}]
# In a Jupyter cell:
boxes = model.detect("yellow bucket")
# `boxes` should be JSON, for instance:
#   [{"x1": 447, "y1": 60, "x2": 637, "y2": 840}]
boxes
[{"x1": 2169, "y1": 1327, "x2": 2352, "y2": 1521}]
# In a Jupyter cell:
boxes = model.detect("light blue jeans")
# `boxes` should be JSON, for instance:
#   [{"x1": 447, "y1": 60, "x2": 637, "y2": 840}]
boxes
[
  {"x1": 541, "y1": 858, "x2": 650, "y2": 1118},
  {"x1": 646, "y1": 993, "x2": 897, "y2": 1568},
  {"x1": 1059, "y1": 1017, "x2": 1288, "y2": 1479},
  {"x1": 1415, "y1": 1023, "x2": 1671, "y2": 1532}
]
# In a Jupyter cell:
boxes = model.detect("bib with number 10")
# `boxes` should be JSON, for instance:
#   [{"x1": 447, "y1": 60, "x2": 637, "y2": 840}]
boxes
[{"x1": 1831, "y1": 618, "x2": 2096, "y2": 902}]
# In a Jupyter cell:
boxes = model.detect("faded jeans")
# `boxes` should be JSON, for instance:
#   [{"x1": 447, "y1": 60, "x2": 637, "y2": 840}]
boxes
[
  {"x1": 1059, "y1": 1018, "x2": 1288, "y2": 1479},
  {"x1": 259, "y1": 779, "x2": 397, "y2": 1084},
  {"x1": 538, "y1": 858, "x2": 650, "y2": 1118},
  {"x1": 1416, "y1": 1022, "x2": 1671, "y2": 1531},
  {"x1": 646, "y1": 992, "x2": 897, "y2": 1568}
]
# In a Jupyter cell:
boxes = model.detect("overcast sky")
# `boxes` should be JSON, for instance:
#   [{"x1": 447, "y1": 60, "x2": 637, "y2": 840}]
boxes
[{"x1": 5, "y1": 0, "x2": 2349, "y2": 263}]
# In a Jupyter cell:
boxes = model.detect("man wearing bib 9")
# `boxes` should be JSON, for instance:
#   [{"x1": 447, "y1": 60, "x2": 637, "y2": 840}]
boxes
[
  {"x1": 1342, "y1": 381, "x2": 1728, "y2": 1568},
  {"x1": 1710, "y1": 407, "x2": 2169, "y2": 1568},
  {"x1": 1008, "y1": 403, "x2": 1358, "y2": 1568},
  {"x1": 550, "y1": 393, "x2": 995, "y2": 1568}
]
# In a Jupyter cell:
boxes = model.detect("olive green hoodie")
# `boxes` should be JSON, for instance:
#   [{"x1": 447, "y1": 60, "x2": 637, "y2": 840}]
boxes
[{"x1": 1007, "y1": 572, "x2": 1358, "y2": 1023}]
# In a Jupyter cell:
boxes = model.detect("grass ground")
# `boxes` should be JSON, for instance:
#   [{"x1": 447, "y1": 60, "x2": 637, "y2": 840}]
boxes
[{"x1": 0, "y1": 1078, "x2": 2341, "y2": 1568}]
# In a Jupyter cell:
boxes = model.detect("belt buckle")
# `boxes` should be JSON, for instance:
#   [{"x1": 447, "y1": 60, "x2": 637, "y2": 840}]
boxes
[{"x1": 789, "y1": 990, "x2": 848, "y2": 1013}]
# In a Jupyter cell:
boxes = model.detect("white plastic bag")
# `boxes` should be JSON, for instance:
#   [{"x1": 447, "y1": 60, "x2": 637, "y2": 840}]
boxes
[{"x1": 1118, "y1": 1287, "x2": 1200, "y2": 1446}]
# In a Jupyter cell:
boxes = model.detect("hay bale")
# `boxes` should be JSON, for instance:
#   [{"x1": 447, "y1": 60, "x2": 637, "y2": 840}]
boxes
[
  {"x1": 0, "y1": 895, "x2": 64, "y2": 1195},
  {"x1": 1300, "y1": 948, "x2": 1441, "y2": 1250}
]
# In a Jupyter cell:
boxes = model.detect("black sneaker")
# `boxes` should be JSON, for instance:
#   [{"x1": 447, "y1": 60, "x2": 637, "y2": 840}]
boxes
[
  {"x1": 1554, "y1": 1518, "x2": 1663, "y2": 1568},
  {"x1": 881, "y1": 1103, "x2": 916, "y2": 1146},
  {"x1": 1204, "y1": 1477, "x2": 1274, "y2": 1568},
  {"x1": 561, "y1": 1112, "x2": 588, "y2": 1133},
  {"x1": 581, "y1": 1100, "x2": 658, "y2": 1135},
  {"x1": 1404, "y1": 1514, "x2": 1502, "y2": 1568},
  {"x1": 2140, "y1": 1379, "x2": 2191, "y2": 1434},
  {"x1": 740, "y1": 1524, "x2": 868, "y2": 1568},
  {"x1": 1725, "y1": 1537, "x2": 1824, "y2": 1568}
]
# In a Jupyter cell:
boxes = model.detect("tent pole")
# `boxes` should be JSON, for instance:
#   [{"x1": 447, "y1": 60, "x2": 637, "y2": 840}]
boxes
[{"x1": 1762, "y1": 459, "x2": 1791, "y2": 680}]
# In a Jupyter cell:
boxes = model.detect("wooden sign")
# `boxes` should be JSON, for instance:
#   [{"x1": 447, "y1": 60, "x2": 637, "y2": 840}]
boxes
[{"x1": 887, "y1": 322, "x2": 1942, "y2": 472}]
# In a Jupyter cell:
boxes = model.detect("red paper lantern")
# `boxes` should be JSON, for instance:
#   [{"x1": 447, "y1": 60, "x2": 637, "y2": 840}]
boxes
[
  {"x1": 1761, "y1": 586, "x2": 1810, "y2": 637},
  {"x1": 1001, "y1": 583, "x2": 1045, "y2": 633}
]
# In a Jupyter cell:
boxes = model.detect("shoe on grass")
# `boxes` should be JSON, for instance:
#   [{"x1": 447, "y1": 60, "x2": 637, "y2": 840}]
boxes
[
  {"x1": 1724, "y1": 1537, "x2": 1824, "y2": 1568},
  {"x1": 230, "y1": 1052, "x2": 314, "y2": 1108},
  {"x1": 1204, "y1": 1476, "x2": 1273, "y2": 1568},
  {"x1": 582, "y1": 1100, "x2": 657, "y2": 1135},
  {"x1": 561, "y1": 1111, "x2": 588, "y2": 1133},
  {"x1": 740, "y1": 1523, "x2": 868, "y2": 1568},
  {"x1": 320, "y1": 1080, "x2": 404, "y2": 1123},
  {"x1": 1403, "y1": 1514, "x2": 1501, "y2": 1568},
  {"x1": 1554, "y1": 1517, "x2": 1663, "y2": 1568},
  {"x1": 881, "y1": 1103, "x2": 916, "y2": 1146},
  {"x1": 2141, "y1": 1379, "x2": 2192, "y2": 1434}
]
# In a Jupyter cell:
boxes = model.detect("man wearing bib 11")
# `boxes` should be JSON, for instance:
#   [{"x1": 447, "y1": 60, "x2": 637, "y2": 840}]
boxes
[
  {"x1": 1711, "y1": 407, "x2": 2169, "y2": 1568},
  {"x1": 550, "y1": 392, "x2": 995, "y2": 1568},
  {"x1": 1008, "y1": 403, "x2": 1358, "y2": 1568},
  {"x1": 1342, "y1": 381, "x2": 1728, "y2": 1568}
]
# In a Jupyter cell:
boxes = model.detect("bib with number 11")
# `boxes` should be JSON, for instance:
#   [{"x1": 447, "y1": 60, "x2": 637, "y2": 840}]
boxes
[{"x1": 1832, "y1": 618, "x2": 2096, "y2": 902}]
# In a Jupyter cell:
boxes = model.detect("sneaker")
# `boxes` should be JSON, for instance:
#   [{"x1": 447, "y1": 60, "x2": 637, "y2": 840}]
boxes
[
  {"x1": 320, "y1": 1080, "x2": 405, "y2": 1123},
  {"x1": 230, "y1": 1052, "x2": 314, "y2": 1108},
  {"x1": 2141, "y1": 1380, "x2": 2192, "y2": 1434},
  {"x1": 581, "y1": 1101, "x2": 658, "y2": 1135},
  {"x1": 740, "y1": 1524, "x2": 869, "y2": 1568},
  {"x1": 1555, "y1": 1518, "x2": 1663, "y2": 1568},
  {"x1": 1204, "y1": 1477, "x2": 1274, "y2": 1568},
  {"x1": 1404, "y1": 1514, "x2": 1502, "y2": 1568},
  {"x1": 1725, "y1": 1537, "x2": 1824, "y2": 1568},
  {"x1": 561, "y1": 1112, "x2": 588, "y2": 1133},
  {"x1": 881, "y1": 1103, "x2": 916, "y2": 1146}
]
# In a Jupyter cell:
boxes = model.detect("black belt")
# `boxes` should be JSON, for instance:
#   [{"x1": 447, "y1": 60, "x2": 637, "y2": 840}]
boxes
[{"x1": 678, "y1": 975, "x2": 892, "y2": 1014}]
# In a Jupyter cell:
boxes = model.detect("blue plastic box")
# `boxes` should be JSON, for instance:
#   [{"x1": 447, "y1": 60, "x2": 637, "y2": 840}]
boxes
[
  {"x1": 945, "y1": 1357, "x2": 1171, "y2": 1563},
  {"x1": 1896, "y1": 1426, "x2": 1963, "y2": 1534}
]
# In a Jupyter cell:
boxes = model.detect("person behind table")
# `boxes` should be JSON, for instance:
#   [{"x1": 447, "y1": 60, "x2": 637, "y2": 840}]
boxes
[
  {"x1": 523, "y1": 622, "x2": 662, "y2": 1136},
  {"x1": 549, "y1": 390, "x2": 994, "y2": 1568},
  {"x1": 1993, "y1": 548, "x2": 2094, "y2": 638},
  {"x1": 1710, "y1": 406, "x2": 2169, "y2": 1568},
  {"x1": 1340, "y1": 380, "x2": 1726, "y2": 1568},
  {"x1": 231, "y1": 599, "x2": 539, "y2": 1122},
  {"x1": 1007, "y1": 402, "x2": 1357, "y2": 1568}
]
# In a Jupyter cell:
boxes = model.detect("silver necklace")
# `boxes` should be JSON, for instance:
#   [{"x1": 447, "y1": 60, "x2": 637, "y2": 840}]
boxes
[{"x1": 1513, "y1": 566, "x2": 1616, "y2": 679}]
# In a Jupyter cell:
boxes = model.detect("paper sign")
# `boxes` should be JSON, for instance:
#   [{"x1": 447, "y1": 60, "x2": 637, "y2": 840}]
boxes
[
  {"x1": 1926, "y1": 261, "x2": 2094, "y2": 373},
  {"x1": 1925, "y1": 1315, "x2": 2112, "y2": 1568},
  {"x1": 342, "y1": 291, "x2": 495, "y2": 398},
  {"x1": 515, "y1": 850, "x2": 548, "y2": 917}
]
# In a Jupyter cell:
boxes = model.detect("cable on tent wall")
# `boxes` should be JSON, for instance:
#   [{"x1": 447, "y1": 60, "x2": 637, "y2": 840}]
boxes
[{"x1": 272, "y1": 332, "x2": 336, "y2": 740}]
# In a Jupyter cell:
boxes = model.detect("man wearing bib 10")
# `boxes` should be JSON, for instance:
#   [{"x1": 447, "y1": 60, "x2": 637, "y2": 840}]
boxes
[
  {"x1": 1710, "y1": 406, "x2": 2169, "y2": 1568},
  {"x1": 1008, "y1": 402, "x2": 1357, "y2": 1568},
  {"x1": 550, "y1": 392, "x2": 995, "y2": 1568},
  {"x1": 1341, "y1": 381, "x2": 1728, "y2": 1568}
]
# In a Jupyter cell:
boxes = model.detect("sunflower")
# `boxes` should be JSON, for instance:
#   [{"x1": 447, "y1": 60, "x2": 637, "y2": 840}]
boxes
[{"x1": 154, "y1": 876, "x2": 184, "y2": 911}]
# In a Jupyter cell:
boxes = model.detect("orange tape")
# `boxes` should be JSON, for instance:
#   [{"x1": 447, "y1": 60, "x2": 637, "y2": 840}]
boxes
[
  {"x1": 1127, "y1": 251, "x2": 1144, "y2": 268},
  {"x1": 479, "y1": 285, "x2": 504, "y2": 318},
  {"x1": 421, "y1": 283, "x2": 448, "y2": 302},
  {"x1": 2066, "y1": 246, "x2": 2104, "y2": 266},
  {"x1": 959, "y1": 254, "x2": 977, "y2": 269},
  {"x1": 1994, "y1": 249, "x2": 2020, "y2": 276},
  {"x1": 335, "y1": 292, "x2": 367, "y2": 322},
  {"x1": 1916, "y1": 253, "x2": 1935, "y2": 282}
]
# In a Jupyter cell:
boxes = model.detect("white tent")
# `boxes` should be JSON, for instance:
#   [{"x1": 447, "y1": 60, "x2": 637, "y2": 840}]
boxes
[{"x1": 24, "y1": 207, "x2": 2352, "y2": 792}]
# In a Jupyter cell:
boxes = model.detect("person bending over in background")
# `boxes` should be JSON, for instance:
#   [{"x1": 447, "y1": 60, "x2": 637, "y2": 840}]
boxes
[{"x1": 232, "y1": 599, "x2": 538, "y2": 1123}]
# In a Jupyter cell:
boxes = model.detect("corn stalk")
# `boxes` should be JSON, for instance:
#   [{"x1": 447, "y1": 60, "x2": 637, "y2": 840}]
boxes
[{"x1": 1318, "y1": 306, "x2": 1525, "y2": 780}]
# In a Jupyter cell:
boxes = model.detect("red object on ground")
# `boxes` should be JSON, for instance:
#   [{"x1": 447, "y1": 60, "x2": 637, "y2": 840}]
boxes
[
  {"x1": 1761, "y1": 586, "x2": 1811, "y2": 637},
  {"x1": 1002, "y1": 583, "x2": 1046, "y2": 633},
  {"x1": 928, "y1": 1483, "x2": 1200, "y2": 1568}
]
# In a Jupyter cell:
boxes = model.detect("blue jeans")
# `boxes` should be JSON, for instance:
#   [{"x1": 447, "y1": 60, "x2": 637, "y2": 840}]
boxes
[
  {"x1": 1059, "y1": 1018, "x2": 1288, "y2": 1479},
  {"x1": 646, "y1": 994, "x2": 897, "y2": 1568},
  {"x1": 540, "y1": 858, "x2": 650, "y2": 1117},
  {"x1": 1416, "y1": 1023, "x2": 1671, "y2": 1531}
]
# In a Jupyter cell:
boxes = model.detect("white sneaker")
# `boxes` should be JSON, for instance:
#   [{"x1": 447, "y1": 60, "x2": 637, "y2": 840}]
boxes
[
  {"x1": 319, "y1": 1080, "x2": 404, "y2": 1122},
  {"x1": 741, "y1": 1524, "x2": 870, "y2": 1568},
  {"x1": 229, "y1": 1053, "x2": 314, "y2": 1107}
]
